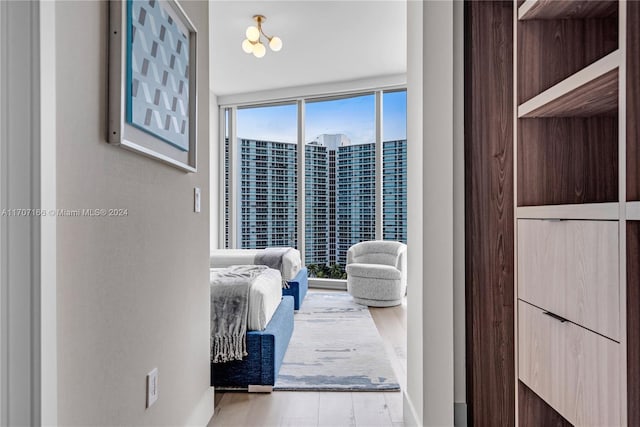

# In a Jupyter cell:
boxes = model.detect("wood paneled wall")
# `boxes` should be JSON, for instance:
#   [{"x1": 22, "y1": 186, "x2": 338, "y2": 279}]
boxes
[
  {"x1": 518, "y1": 381, "x2": 571, "y2": 427},
  {"x1": 517, "y1": 17, "x2": 618, "y2": 104},
  {"x1": 517, "y1": 117, "x2": 618, "y2": 206},
  {"x1": 464, "y1": 2, "x2": 515, "y2": 425}
]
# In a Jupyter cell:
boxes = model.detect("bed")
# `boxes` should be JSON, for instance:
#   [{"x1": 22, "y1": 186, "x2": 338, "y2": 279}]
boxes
[
  {"x1": 210, "y1": 266, "x2": 294, "y2": 391},
  {"x1": 210, "y1": 248, "x2": 308, "y2": 310}
]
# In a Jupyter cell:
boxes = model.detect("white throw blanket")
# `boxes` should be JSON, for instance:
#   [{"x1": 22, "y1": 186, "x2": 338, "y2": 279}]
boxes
[{"x1": 210, "y1": 265, "x2": 270, "y2": 363}]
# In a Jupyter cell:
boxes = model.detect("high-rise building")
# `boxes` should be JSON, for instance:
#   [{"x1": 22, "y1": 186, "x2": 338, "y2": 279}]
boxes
[
  {"x1": 383, "y1": 139, "x2": 408, "y2": 243},
  {"x1": 336, "y1": 140, "x2": 376, "y2": 265},
  {"x1": 237, "y1": 138, "x2": 298, "y2": 249},
  {"x1": 305, "y1": 134, "x2": 355, "y2": 265},
  {"x1": 304, "y1": 141, "x2": 329, "y2": 265},
  {"x1": 227, "y1": 134, "x2": 407, "y2": 269}
]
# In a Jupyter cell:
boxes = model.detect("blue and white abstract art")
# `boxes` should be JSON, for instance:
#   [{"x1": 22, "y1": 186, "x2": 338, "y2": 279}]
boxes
[{"x1": 127, "y1": 0, "x2": 190, "y2": 151}]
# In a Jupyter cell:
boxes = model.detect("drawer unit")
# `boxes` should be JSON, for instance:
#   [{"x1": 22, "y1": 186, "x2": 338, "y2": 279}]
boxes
[
  {"x1": 518, "y1": 301, "x2": 620, "y2": 426},
  {"x1": 518, "y1": 219, "x2": 620, "y2": 340}
]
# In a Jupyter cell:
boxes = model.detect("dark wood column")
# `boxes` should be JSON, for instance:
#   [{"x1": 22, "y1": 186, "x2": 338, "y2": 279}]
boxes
[{"x1": 464, "y1": 2, "x2": 515, "y2": 425}]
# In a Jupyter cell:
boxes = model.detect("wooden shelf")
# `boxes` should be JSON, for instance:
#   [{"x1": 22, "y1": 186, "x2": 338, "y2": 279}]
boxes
[
  {"x1": 518, "y1": 50, "x2": 619, "y2": 118},
  {"x1": 518, "y1": 0, "x2": 617, "y2": 21},
  {"x1": 516, "y1": 203, "x2": 619, "y2": 220}
]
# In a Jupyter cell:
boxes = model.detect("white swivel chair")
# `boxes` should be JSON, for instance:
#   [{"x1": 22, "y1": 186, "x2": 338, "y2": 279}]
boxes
[{"x1": 345, "y1": 240, "x2": 407, "y2": 307}]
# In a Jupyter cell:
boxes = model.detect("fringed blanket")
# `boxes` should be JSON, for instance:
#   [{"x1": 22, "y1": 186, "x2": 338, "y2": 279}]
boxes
[
  {"x1": 210, "y1": 265, "x2": 270, "y2": 363},
  {"x1": 255, "y1": 247, "x2": 294, "y2": 288}
]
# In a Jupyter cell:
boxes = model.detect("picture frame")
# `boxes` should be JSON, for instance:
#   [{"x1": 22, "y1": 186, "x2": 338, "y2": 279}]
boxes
[{"x1": 108, "y1": 0, "x2": 198, "y2": 172}]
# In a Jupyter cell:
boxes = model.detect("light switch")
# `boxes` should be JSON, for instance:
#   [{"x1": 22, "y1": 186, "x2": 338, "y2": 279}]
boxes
[
  {"x1": 146, "y1": 368, "x2": 158, "y2": 408},
  {"x1": 194, "y1": 187, "x2": 201, "y2": 213}
]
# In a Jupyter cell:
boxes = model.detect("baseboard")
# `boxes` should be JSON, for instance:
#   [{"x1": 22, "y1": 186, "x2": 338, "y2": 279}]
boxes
[
  {"x1": 185, "y1": 386, "x2": 215, "y2": 426},
  {"x1": 308, "y1": 278, "x2": 347, "y2": 290},
  {"x1": 454, "y1": 402, "x2": 467, "y2": 427},
  {"x1": 403, "y1": 391, "x2": 421, "y2": 427}
]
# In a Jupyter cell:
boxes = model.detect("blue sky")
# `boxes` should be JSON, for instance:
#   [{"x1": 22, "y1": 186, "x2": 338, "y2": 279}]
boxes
[{"x1": 235, "y1": 91, "x2": 407, "y2": 144}]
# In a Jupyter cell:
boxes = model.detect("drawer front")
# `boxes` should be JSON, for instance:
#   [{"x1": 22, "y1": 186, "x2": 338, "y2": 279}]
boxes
[
  {"x1": 518, "y1": 219, "x2": 619, "y2": 340},
  {"x1": 518, "y1": 301, "x2": 620, "y2": 426}
]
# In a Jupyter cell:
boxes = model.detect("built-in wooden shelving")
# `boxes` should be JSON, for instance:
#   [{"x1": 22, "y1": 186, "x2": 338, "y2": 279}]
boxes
[
  {"x1": 518, "y1": 50, "x2": 619, "y2": 118},
  {"x1": 518, "y1": 0, "x2": 618, "y2": 21},
  {"x1": 514, "y1": 0, "x2": 634, "y2": 424},
  {"x1": 517, "y1": 202, "x2": 619, "y2": 220}
]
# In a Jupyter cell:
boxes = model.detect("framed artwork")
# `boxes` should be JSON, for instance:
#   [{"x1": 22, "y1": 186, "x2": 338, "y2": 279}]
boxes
[{"x1": 108, "y1": 0, "x2": 198, "y2": 172}]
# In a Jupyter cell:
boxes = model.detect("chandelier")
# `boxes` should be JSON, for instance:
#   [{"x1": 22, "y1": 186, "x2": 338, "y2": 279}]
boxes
[{"x1": 241, "y1": 15, "x2": 283, "y2": 58}]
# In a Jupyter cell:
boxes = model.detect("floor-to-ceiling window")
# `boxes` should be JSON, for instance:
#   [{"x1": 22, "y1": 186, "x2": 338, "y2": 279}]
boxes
[
  {"x1": 223, "y1": 89, "x2": 406, "y2": 282},
  {"x1": 382, "y1": 90, "x2": 407, "y2": 243},
  {"x1": 305, "y1": 95, "x2": 375, "y2": 278},
  {"x1": 230, "y1": 103, "x2": 298, "y2": 249}
]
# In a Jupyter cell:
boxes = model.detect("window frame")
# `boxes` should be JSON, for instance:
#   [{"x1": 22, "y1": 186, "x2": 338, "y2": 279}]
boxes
[{"x1": 220, "y1": 86, "x2": 407, "y2": 285}]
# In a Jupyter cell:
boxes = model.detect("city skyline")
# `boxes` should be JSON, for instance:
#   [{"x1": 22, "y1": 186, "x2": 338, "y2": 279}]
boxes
[
  {"x1": 226, "y1": 135, "x2": 407, "y2": 271},
  {"x1": 235, "y1": 91, "x2": 407, "y2": 144}
]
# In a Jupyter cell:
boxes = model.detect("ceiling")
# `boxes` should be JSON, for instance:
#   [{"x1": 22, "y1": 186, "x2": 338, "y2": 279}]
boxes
[{"x1": 209, "y1": 1, "x2": 407, "y2": 96}]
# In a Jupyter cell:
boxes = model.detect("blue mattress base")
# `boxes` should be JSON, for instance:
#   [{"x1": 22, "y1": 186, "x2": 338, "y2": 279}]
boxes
[
  {"x1": 211, "y1": 295, "x2": 294, "y2": 388},
  {"x1": 282, "y1": 267, "x2": 308, "y2": 310}
]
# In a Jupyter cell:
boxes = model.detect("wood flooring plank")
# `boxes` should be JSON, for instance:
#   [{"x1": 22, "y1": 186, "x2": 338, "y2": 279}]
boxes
[
  {"x1": 209, "y1": 393, "x2": 252, "y2": 427},
  {"x1": 279, "y1": 417, "x2": 318, "y2": 427},
  {"x1": 369, "y1": 306, "x2": 407, "y2": 390},
  {"x1": 318, "y1": 392, "x2": 356, "y2": 427},
  {"x1": 352, "y1": 392, "x2": 393, "y2": 427},
  {"x1": 245, "y1": 392, "x2": 289, "y2": 427},
  {"x1": 279, "y1": 392, "x2": 320, "y2": 424},
  {"x1": 383, "y1": 392, "x2": 404, "y2": 424}
]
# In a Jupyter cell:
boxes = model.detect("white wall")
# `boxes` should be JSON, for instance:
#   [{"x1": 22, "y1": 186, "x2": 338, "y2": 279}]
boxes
[
  {"x1": 40, "y1": 0, "x2": 58, "y2": 424},
  {"x1": 210, "y1": 92, "x2": 219, "y2": 251},
  {"x1": 55, "y1": 1, "x2": 213, "y2": 425},
  {"x1": 452, "y1": 0, "x2": 467, "y2": 423},
  {"x1": 209, "y1": 1, "x2": 220, "y2": 252},
  {"x1": 405, "y1": 0, "x2": 462, "y2": 425},
  {"x1": 405, "y1": 0, "x2": 425, "y2": 422},
  {"x1": 1, "y1": 1, "x2": 42, "y2": 424}
]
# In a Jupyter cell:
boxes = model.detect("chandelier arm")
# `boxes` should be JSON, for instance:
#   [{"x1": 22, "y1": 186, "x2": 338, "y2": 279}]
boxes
[{"x1": 254, "y1": 15, "x2": 274, "y2": 42}]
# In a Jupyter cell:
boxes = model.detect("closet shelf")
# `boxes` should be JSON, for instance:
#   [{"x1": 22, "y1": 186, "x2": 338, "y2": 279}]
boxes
[
  {"x1": 516, "y1": 202, "x2": 619, "y2": 220},
  {"x1": 518, "y1": 0, "x2": 618, "y2": 20},
  {"x1": 518, "y1": 50, "x2": 619, "y2": 118}
]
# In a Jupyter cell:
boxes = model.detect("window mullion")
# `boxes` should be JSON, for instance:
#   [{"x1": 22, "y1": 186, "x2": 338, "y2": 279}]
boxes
[
  {"x1": 375, "y1": 91, "x2": 383, "y2": 240},
  {"x1": 297, "y1": 99, "x2": 306, "y2": 258}
]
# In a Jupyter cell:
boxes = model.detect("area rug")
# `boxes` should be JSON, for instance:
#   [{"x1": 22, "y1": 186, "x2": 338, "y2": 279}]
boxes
[{"x1": 274, "y1": 292, "x2": 400, "y2": 391}]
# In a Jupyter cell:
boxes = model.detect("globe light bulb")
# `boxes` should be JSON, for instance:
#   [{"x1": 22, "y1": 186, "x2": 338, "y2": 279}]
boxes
[
  {"x1": 245, "y1": 26, "x2": 260, "y2": 42},
  {"x1": 269, "y1": 36, "x2": 282, "y2": 52},
  {"x1": 252, "y1": 42, "x2": 266, "y2": 58},
  {"x1": 241, "y1": 39, "x2": 254, "y2": 54}
]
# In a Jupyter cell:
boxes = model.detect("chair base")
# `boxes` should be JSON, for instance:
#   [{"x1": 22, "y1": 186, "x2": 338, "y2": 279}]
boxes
[{"x1": 352, "y1": 295, "x2": 402, "y2": 307}]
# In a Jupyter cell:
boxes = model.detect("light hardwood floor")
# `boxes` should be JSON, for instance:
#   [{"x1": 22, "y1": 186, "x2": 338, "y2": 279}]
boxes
[{"x1": 209, "y1": 289, "x2": 407, "y2": 427}]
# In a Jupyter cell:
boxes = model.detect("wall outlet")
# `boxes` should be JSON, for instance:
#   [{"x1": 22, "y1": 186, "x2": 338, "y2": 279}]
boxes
[
  {"x1": 146, "y1": 368, "x2": 158, "y2": 408},
  {"x1": 194, "y1": 187, "x2": 201, "y2": 213}
]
